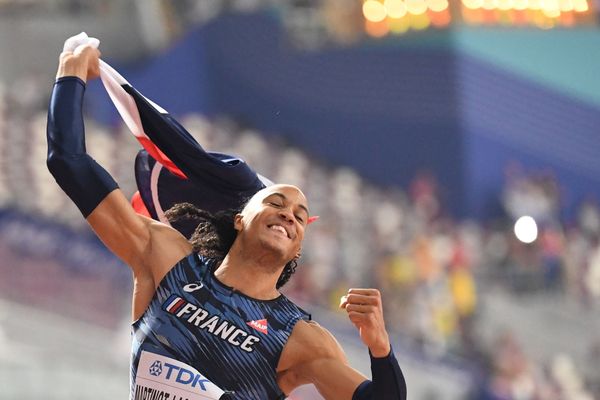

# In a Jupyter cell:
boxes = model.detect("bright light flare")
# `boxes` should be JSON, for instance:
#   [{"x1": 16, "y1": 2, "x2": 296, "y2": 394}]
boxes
[
  {"x1": 385, "y1": 0, "x2": 408, "y2": 17},
  {"x1": 513, "y1": 0, "x2": 529, "y2": 9},
  {"x1": 482, "y1": 0, "x2": 498, "y2": 9},
  {"x1": 463, "y1": 0, "x2": 484, "y2": 8},
  {"x1": 542, "y1": 0, "x2": 561, "y2": 17},
  {"x1": 497, "y1": 0, "x2": 514, "y2": 10},
  {"x1": 363, "y1": 0, "x2": 388, "y2": 22},
  {"x1": 529, "y1": 0, "x2": 543, "y2": 10},
  {"x1": 573, "y1": 0, "x2": 589, "y2": 12},
  {"x1": 559, "y1": 0, "x2": 574, "y2": 11},
  {"x1": 514, "y1": 216, "x2": 538, "y2": 244},
  {"x1": 427, "y1": 0, "x2": 449, "y2": 11},
  {"x1": 406, "y1": 0, "x2": 429, "y2": 14}
]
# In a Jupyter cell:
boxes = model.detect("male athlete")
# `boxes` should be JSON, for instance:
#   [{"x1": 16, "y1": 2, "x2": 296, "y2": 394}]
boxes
[{"x1": 47, "y1": 38, "x2": 406, "y2": 399}]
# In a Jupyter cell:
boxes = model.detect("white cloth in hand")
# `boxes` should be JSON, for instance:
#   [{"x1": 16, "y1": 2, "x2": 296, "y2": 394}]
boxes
[{"x1": 62, "y1": 32, "x2": 100, "y2": 53}]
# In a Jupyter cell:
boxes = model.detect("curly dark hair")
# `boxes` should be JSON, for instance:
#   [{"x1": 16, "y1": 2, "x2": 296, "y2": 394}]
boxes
[{"x1": 165, "y1": 202, "x2": 298, "y2": 289}]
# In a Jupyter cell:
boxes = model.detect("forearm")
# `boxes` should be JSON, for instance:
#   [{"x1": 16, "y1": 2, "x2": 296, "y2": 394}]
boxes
[
  {"x1": 46, "y1": 76, "x2": 118, "y2": 217},
  {"x1": 352, "y1": 347, "x2": 407, "y2": 400}
]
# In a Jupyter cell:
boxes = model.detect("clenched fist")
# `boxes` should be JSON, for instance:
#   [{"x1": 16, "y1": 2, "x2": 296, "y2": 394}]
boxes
[
  {"x1": 56, "y1": 32, "x2": 101, "y2": 82},
  {"x1": 340, "y1": 288, "x2": 391, "y2": 358}
]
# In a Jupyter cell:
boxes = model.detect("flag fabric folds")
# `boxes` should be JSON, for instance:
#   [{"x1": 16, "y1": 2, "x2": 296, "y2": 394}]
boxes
[{"x1": 98, "y1": 60, "x2": 271, "y2": 236}]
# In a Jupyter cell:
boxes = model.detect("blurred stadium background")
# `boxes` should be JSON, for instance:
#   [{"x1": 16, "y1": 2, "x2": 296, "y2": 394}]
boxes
[{"x1": 1, "y1": 0, "x2": 600, "y2": 399}]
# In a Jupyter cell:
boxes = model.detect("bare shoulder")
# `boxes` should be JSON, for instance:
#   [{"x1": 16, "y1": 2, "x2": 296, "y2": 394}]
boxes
[
  {"x1": 130, "y1": 217, "x2": 192, "y2": 321},
  {"x1": 278, "y1": 320, "x2": 347, "y2": 371},
  {"x1": 291, "y1": 320, "x2": 342, "y2": 349}
]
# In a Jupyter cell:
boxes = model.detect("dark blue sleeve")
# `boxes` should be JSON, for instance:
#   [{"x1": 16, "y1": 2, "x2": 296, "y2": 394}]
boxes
[
  {"x1": 46, "y1": 76, "x2": 118, "y2": 217},
  {"x1": 352, "y1": 348, "x2": 407, "y2": 400}
]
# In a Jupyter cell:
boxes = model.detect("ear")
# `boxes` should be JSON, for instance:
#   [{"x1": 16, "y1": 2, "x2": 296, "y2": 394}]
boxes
[
  {"x1": 294, "y1": 248, "x2": 302, "y2": 260},
  {"x1": 234, "y1": 213, "x2": 244, "y2": 232}
]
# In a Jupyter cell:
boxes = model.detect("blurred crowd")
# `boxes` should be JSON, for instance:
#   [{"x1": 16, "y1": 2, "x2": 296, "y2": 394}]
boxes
[
  {"x1": 0, "y1": 78, "x2": 599, "y2": 399},
  {"x1": 498, "y1": 162, "x2": 600, "y2": 305},
  {"x1": 471, "y1": 331, "x2": 599, "y2": 400}
]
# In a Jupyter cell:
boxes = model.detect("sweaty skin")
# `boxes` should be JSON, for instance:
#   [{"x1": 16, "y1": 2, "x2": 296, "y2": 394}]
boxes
[{"x1": 56, "y1": 44, "x2": 392, "y2": 399}]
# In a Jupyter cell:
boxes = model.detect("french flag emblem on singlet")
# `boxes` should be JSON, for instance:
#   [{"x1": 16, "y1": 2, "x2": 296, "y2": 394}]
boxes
[{"x1": 164, "y1": 295, "x2": 186, "y2": 314}]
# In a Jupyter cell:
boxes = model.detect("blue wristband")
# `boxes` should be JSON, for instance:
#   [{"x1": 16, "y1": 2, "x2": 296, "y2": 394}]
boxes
[
  {"x1": 352, "y1": 347, "x2": 407, "y2": 400},
  {"x1": 47, "y1": 76, "x2": 118, "y2": 217}
]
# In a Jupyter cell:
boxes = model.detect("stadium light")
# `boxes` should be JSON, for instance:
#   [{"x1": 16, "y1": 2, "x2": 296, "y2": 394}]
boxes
[{"x1": 514, "y1": 216, "x2": 538, "y2": 244}]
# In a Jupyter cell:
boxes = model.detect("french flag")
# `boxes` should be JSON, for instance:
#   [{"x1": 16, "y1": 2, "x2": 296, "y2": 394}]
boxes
[
  {"x1": 98, "y1": 59, "x2": 318, "y2": 233},
  {"x1": 98, "y1": 60, "x2": 272, "y2": 234}
]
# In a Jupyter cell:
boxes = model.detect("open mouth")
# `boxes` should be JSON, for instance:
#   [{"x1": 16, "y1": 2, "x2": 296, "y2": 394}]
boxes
[{"x1": 268, "y1": 224, "x2": 290, "y2": 239}]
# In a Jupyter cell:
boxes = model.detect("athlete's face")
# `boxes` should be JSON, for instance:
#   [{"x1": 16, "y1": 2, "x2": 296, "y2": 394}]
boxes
[{"x1": 234, "y1": 184, "x2": 309, "y2": 262}]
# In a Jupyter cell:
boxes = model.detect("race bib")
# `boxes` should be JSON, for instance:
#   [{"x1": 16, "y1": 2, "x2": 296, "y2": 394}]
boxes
[{"x1": 134, "y1": 351, "x2": 229, "y2": 400}]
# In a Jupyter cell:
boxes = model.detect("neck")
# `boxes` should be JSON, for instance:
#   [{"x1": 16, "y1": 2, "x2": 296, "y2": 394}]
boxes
[{"x1": 214, "y1": 241, "x2": 285, "y2": 300}]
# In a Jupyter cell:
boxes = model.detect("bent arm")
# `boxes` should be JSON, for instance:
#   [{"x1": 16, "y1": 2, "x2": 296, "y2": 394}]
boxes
[
  {"x1": 309, "y1": 351, "x2": 406, "y2": 400},
  {"x1": 280, "y1": 320, "x2": 406, "y2": 400},
  {"x1": 339, "y1": 288, "x2": 407, "y2": 399},
  {"x1": 278, "y1": 320, "x2": 367, "y2": 399},
  {"x1": 46, "y1": 46, "x2": 154, "y2": 271}
]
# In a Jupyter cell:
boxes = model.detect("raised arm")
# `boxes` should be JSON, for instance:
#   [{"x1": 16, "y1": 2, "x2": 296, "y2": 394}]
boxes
[
  {"x1": 340, "y1": 288, "x2": 407, "y2": 399},
  {"x1": 48, "y1": 44, "x2": 148, "y2": 269},
  {"x1": 46, "y1": 42, "x2": 190, "y2": 288},
  {"x1": 278, "y1": 289, "x2": 406, "y2": 399}
]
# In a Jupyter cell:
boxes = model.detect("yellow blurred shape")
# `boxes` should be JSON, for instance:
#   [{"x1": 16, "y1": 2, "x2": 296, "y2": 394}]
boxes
[
  {"x1": 411, "y1": 12, "x2": 432, "y2": 28},
  {"x1": 389, "y1": 255, "x2": 416, "y2": 284},
  {"x1": 513, "y1": 0, "x2": 529, "y2": 9},
  {"x1": 542, "y1": 0, "x2": 561, "y2": 17},
  {"x1": 433, "y1": 302, "x2": 457, "y2": 337},
  {"x1": 449, "y1": 269, "x2": 477, "y2": 317},
  {"x1": 529, "y1": 0, "x2": 542, "y2": 9},
  {"x1": 573, "y1": 0, "x2": 588, "y2": 12},
  {"x1": 463, "y1": 0, "x2": 484, "y2": 8},
  {"x1": 389, "y1": 15, "x2": 412, "y2": 33},
  {"x1": 427, "y1": 0, "x2": 449, "y2": 12},
  {"x1": 385, "y1": 0, "x2": 409, "y2": 17},
  {"x1": 463, "y1": 0, "x2": 483, "y2": 10},
  {"x1": 558, "y1": 0, "x2": 574, "y2": 11},
  {"x1": 533, "y1": 11, "x2": 556, "y2": 26},
  {"x1": 363, "y1": 0, "x2": 388, "y2": 22},
  {"x1": 497, "y1": 0, "x2": 514, "y2": 10},
  {"x1": 482, "y1": 0, "x2": 497, "y2": 10},
  {"x1": 406, "y1": 0, "x2": 429, "y2": 15}
]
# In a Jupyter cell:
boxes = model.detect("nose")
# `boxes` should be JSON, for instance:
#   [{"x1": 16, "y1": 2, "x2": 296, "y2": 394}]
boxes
[{"x1": 278, "y1": 209, "x2": 294, "y2": 225}]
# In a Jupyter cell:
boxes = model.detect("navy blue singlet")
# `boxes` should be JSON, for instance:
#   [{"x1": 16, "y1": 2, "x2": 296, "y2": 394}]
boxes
[{"x1": 130, "y1": 254, "x2": 310, "y2": 400}]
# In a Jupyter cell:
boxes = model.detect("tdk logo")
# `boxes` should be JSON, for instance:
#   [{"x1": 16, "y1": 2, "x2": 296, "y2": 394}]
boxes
[
  {"x1": 149, "y1": 360, "x2": 162, "y2": 376},
  {"x1": 156, "y1": 362, "x2": 212, "y2": 391}
]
